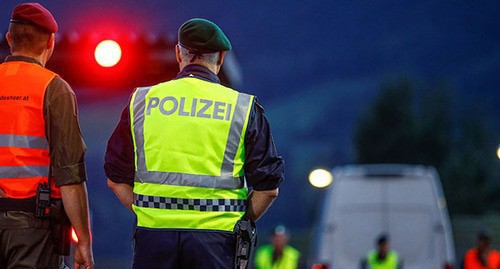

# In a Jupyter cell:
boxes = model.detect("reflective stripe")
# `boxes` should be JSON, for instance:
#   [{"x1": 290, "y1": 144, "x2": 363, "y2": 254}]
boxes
[
  {"x1": 135, "y1": 171, "x2": 243, "y2": 189},
  {"x1": 132, "y1": 87, "x2": 151, "y2": 172},
  {"x1": 0, "y1": 134, "x2": 48, "y2": 149},
  {"x1": 0, "y1": 165, "x2": 49, "y2": 179},
  {"x1": 220, "y1": 93, "x2": 252, "y2": 178},
  {"x1": 134, "y1": 193, "x2": 246, "y2": 212},
  {"x1": 132, "y1": 89, "x2": 251, "y2": 189}
]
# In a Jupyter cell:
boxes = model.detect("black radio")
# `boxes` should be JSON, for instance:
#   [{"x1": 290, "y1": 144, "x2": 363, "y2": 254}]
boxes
[
  {"x1": 35, "y1": 182, "x2": 72, "y2": 255},
  {"x1": 35, "y1": 182, "x2": 51, "y2": 218}
]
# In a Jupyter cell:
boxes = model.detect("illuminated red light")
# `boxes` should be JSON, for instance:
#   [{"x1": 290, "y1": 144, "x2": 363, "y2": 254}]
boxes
[
  {"x1": 443, "y1": 263, "x2": 454, "y2": 269},
  {"x1": 71, "y1": 227, "x2": 79, "y2": 243},
  {"x1": 94, "y1": 39, "x2": 122, "y2": 67},
  {"x1": 311, "y1": 263, "x2": 330, "y2": 269}
]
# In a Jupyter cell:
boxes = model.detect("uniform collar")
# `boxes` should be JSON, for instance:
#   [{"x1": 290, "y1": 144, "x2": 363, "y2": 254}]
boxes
[
  {"x1": 176, "y1": 64, "x2": 220, "y2": 84},
  {"x1": 4, "y1": 55, "x2": 43, "y2": 66}
]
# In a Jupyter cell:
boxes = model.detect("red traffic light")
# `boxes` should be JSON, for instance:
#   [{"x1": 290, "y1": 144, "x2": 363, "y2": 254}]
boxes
[
  {"x1": 45, "y1": 31, "x2": 179, "y2": 89},
  {"x1": 0, "y1": 31, "x2": 240, "y2": 90},
  {"x1": 94, "y1": 39, "x2": 122, "y2": 67}
]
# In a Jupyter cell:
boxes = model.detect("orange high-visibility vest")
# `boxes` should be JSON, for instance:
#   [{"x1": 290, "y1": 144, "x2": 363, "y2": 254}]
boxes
[
  {"x1": 0, "y1": 60, "x2": 61, "y2": 199},
  {"x1": 464, "y1": 248, "x2": 500, "y2": 269}
]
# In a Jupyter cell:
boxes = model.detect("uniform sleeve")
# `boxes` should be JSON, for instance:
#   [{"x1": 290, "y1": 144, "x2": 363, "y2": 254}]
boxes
[
  {"x1": 44, "y1": 77, "x2": 87, "y2": 186},
  {"x1": 104, "y1": 103, "x2": 135, "y2": 186},
  {"x1": 244, "y1": 99, "x2": 284, "y2": 191}
]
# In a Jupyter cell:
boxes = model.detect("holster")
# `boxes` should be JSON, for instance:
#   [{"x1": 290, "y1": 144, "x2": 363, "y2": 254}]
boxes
[
  {"x1": 234, "y1": 220, "x2": 257, "y2": 269},
  {"x1": 48, "y1": 200, "x2": 72, "y2": 256}
]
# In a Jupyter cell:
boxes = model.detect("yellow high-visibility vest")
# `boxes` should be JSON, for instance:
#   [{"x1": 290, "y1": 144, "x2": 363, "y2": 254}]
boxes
[
  {"x1": 130, "y1": 77, "x2": 254, "y2": 232},
  {"x1": 254, "y1": 245, "x2": 301, "y2": 269},
  {"x1": 367, "y1": 250, "x2": 399, "y2": 269}
]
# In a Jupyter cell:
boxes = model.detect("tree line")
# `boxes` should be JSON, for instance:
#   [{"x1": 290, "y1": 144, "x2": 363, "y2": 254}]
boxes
[{"x1": 354, "y1": 78, "x2": 499, "y2": 215}]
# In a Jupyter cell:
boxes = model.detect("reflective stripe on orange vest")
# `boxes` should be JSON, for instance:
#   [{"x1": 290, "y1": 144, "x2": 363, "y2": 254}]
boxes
[
  {"x1": 0, "y1": 61, "x2": 61, "y2": 199},
  {"x1": 0, "y1": 134, "x2": 49, "y2": 149}
]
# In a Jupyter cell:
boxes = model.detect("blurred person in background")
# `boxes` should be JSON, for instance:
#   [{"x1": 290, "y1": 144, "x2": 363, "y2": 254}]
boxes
[
  {"x1": 0, "y1": 2, "x2": 93, "y2": 268},
  {"x1": 360, "y1": 234, "x2": 402, "y2": 269},
  {"x1": 463, "y1": 231, "x2": 500, "y2": 269},
  {"x1": 254, "y1": 225, "x2": 301, "y2": 269}
]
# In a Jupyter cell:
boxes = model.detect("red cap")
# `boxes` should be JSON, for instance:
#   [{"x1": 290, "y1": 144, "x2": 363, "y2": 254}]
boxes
[{"x1": 11, "y1": 3, "x2": 58, "y2": 33}]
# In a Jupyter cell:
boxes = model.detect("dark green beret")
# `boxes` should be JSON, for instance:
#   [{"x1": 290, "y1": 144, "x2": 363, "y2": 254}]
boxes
[{"x1": 178, "y1": 18, "x2": 232, "y2": 53}]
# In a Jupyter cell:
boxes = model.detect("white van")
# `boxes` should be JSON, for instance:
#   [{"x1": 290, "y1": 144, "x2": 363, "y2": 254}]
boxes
[{"x1": 310, "y1": 164, "x2": 455, "y2": 269}]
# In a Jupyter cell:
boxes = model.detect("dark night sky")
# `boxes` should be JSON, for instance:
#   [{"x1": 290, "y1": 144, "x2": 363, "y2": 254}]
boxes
[
  {"x1": 2, "y1": 1, "x2": 498, "y2": 103},
  {"x1": 1, "y1": 0, "x2": 499, "y2": 266}
]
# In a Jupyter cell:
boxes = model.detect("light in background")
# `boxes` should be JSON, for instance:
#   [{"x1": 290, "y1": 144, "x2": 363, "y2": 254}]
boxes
[
  {"x1": 94, "y1": 40, "x2": 122, "y2": 67},
  {"x1": 71, "y1": 227, "x2": 78, "y2": 243},
  {"x1": 308, "y1": 169, "x2": 333, "y2": 188}
]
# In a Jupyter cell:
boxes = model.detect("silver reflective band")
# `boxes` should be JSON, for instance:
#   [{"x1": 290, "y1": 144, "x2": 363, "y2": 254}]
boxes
[
  {"x1": 132, "y1": 87, "x2": 152, "y2": 172},
  {"x1": 135, "y1": 171, "x2": 243, "y2": 189},
  {"x1": 135, "y1": 193, "x2": 246, "y2": 212},
  {"x1": 0, "y1": 134, "x2": 48, "y2": 149},
  {"x1": 0, "y1": 165, "x2": 49, "y2": 179},
  {"x1": 220, "y1": 93, "x2": 252, "y2": 178}
]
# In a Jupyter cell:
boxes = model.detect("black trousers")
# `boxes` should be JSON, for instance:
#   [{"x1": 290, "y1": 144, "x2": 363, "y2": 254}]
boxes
[
  {"x1": 133, "y1": 228, "x2": 236, "y2": 269},
  {"x1": 0, "y1": 211, "x2": 65, "y2": 269}
]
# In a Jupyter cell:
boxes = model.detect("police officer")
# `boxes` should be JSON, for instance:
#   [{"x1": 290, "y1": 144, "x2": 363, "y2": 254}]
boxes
[
  {"x1": 0, "y1": 3, "x2": 94, "y2": 269},
  {"x1": 254, "y1": 225, "x2": 301, "y2": 269},
  {"x1": 361, "y1": 234, "x2": 402, "y2": 269},
  {"x1": 105, "y1": 18, "x2": 284, "y2": 269}
]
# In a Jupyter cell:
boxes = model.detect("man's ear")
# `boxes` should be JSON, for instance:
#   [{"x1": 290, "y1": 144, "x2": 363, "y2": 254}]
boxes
[
  {"x1": 47, "y1": 33, "x2": 55, "y2": 50},
  {"x1": 6, "y1": 32, "x2": 12, "y2": 47},
  {"x1": 217, "y1": 51, "x2": 226, "y2": 66},
  {"x1": 175, "y1": 44, "x2": 182, "y2": 64}
]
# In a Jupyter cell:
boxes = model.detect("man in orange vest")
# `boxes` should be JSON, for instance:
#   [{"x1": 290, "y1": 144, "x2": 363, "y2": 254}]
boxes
[
  {"x1": 464, "y1": 231, "x2": 500, "y2": 269},
  {"x1": 0, "y1": 3, "x2": 94, "y2": 268}
]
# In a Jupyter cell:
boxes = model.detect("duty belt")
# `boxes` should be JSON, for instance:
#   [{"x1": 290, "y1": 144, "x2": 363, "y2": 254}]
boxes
[{"x1": 0, "y1": 197, "x2": 36, "y2": 212}]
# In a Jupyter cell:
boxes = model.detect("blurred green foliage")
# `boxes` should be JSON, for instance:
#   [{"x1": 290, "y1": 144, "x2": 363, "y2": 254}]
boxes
[{"x1": 354, "y1": 78, "x2": 498, "y2": 215}]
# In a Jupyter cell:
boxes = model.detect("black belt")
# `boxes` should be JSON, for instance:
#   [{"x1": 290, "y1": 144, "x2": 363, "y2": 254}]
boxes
[{"x1": 0, "y1": 197, "x2": 36, "y2": 213}]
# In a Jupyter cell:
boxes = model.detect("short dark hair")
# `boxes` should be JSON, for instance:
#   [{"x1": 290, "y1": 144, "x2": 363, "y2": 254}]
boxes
[
  {"x1": 478, "y1": 231, "x2": 491, "y2": 242},
  {"x1": 8, "y1": 23, "x2": 50, "y2": 55},
  {"x1": 377, "y1": 233, "x2": 389, "y2": 245}
]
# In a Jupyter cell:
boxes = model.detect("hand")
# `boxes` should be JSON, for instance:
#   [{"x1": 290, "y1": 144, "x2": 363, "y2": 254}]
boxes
[
  {"x1": 0, "y1": 188, "x2": 5, "y2": 198},
  {"x1": 73, "y1": 242, "x2": 94, "y2": 269}
]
